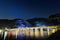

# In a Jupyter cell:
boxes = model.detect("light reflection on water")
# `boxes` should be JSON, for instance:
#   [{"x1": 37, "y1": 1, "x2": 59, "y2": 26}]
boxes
[
  {"x1": 0, "y1": 27, "x2": 57, "y2": 40},
  {"x1": 18, "y1": 35, "x2": 24, "y2": 40}
]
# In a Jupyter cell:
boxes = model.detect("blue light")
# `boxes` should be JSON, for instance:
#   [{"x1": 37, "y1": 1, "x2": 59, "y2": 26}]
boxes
[
  {"x1": 18, "y1": 35, "x2": 24, "y2": 40},
  {"x1": 35, "y1": 21, "x2": 47, "y2": 27},
  {"x1": 16, "y1": 19, "x2": 31, "y2": 28},
  {"x1": 17, "y1": 32, "x2": 25, "y2": 40},
  {"x1": 36, "y1": 23, "x2": 46, "y2": 27}
]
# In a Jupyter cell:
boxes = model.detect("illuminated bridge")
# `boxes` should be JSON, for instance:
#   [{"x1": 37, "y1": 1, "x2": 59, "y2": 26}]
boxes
[{"x1": 0, "y1": 26, "x2": 58, "y2": 40}]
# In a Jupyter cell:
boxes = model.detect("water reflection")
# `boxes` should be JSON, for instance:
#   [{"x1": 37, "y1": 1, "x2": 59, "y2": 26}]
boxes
[
  {"x1": 18, "y1": 34, "x2": 25, "y2": 40},
  {"x1": 0, "y1": 27, "x2": 57, "y2": 40}
]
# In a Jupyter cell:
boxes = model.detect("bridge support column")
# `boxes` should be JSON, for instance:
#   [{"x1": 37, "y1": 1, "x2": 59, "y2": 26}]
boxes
[
  {"x1": 30, "y1": 28, "x2": 34, "y2": 37},
  {"x1": 47, "y1": 27, "x2": 50, "y2": 36},
  {"x1": 16, "y1": 29, "x2": 19, "y2": 38},
  {"x1": 25, "y1": 28, "x2": 30, "y2": 36},
  {"x1": 35, "y1": 28, "x2": 39, "y2": 38},
  {"x1": 40, "y1": 27, "x2": 44, "y2": 37}
]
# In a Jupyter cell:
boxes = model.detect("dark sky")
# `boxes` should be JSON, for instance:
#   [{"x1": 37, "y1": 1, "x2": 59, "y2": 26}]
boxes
[{"x1": 0, "y1": 0, "x2": 60, "y2": 19}]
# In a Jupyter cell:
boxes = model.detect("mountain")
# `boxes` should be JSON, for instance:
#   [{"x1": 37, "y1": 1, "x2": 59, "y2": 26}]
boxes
[{"x1": 26, "y1": 18, "x2": 52, "y2": 27}]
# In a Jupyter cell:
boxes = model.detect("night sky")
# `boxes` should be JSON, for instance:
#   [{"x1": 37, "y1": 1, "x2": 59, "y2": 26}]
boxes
[{"x1": 0, "y1": 0, "x2": 60, "y2": 19}]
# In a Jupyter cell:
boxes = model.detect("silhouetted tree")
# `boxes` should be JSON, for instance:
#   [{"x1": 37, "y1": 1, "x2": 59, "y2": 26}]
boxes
[{"x1": 48, "y1": 13, "x2": 60, "y2": 26}]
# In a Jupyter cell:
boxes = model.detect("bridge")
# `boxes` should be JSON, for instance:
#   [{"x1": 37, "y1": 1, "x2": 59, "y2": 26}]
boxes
[{"x1": 0, "y1": 26, "x2": 58, "y2": 40}]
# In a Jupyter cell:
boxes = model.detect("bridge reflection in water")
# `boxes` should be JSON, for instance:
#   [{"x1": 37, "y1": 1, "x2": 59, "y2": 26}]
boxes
[{"x1": 0, "y1": 26, "x2": 58, "y2": 40}]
